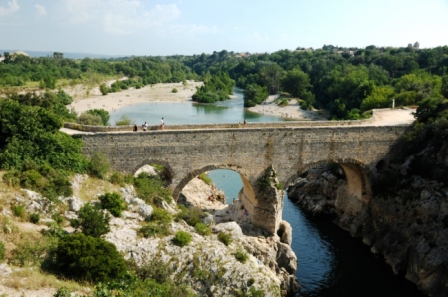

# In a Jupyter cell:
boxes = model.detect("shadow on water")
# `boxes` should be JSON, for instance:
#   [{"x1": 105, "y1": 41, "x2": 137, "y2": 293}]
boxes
[
  {"x1": 283, "y1": 195, "x2": 426, "y2": 297},
  {"x1": 205, "y1": 169, "x2": 426, "y2": 297}
]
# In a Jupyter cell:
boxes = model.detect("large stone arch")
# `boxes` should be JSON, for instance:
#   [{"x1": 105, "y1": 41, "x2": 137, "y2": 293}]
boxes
[{"x1": 287, "y1": 158, "x2": 373, "y2": 216}]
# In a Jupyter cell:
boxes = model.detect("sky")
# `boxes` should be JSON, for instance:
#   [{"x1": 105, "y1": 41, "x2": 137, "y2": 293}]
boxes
[{"x1": 1, "y1": 0, "x2": 448, "y2": 56}]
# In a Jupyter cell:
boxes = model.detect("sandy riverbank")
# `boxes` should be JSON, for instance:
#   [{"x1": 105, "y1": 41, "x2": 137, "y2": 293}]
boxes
[
  {"x1": 66, "y1": 80, "x2": 203, "y2": 114},
  {"x1": 247, "y1": 94, "x2": 327, "y2": 120}
]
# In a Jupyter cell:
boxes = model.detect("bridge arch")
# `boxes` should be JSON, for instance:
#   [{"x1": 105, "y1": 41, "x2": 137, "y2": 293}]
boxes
[
  {"x1": 288, "y1": 158, "x2": 373, "y2": 207},
  {"x1": 132, "y1": 159, "x2": 175, "y2": 182}
]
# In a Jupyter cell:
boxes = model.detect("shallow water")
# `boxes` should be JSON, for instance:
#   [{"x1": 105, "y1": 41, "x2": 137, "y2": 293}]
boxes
[{"x1": 108, "y1": 88, "x2": 292, "y2": 126}]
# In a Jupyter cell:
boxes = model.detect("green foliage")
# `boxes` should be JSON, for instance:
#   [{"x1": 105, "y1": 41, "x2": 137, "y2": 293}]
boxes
[
  {"x1": 99, "y1": 192, "x2": 124, "y2": 217},
  {"x1": 12, "y1": 204, "x2": 26, "y2": 218},
  {"x1": 108, "y1": 171, "x2": 125, "y2": 186},
  {"x1": 30, "y1": 213, "x2": 40, "y2": 224},
  {"x1": 0, "y1": 99, "x2": 88, "y2": 172},
  {"x1": 175, "y1": 205, "x2": 206, "y2": 226},
  {"x1": 151, "y1": 208, "x2": 173, "y2": 224},
  {"x1": 115, "y1": 115, "x2": 132, "y2": 126},
  {"x1": 99, "y1": 83, "x2": 109, "y2": 95},
  {"x1": 171, "y1": 88, "x2": 178, "y2": 93},
  {"x1": 87, "y1": 109, "x2": 110, "y2": 126},
  {"x1": 71, "y1": 203, "x2": 110, "y2": 237},
  {"x1": 52, "y1": 233, "x2": 126, "y2": 283},
  {"x1": 140, "y1": 222, "x2": 171, "y2": 238},
  {"x1": 194, "y1": 222, "x2": 211, "y2": 236},
  {"x1": 257, "y1": 166, "x2": 275, "y2": 191},
  {"x1": 218, "y1": 231, "x2": 232, "y2": 246},
  {"x1": 234, "y1": 249, "x2": 249, "y2": 263},
  {"x1": 10, "y1": 237, "x2": 57, "y2": 267},
  {"x1": 77, "y1": 112, "x2": 103, "y2": 126},
  {"x1": 172, "y1": 231, "x2": 192, "y2": 247},
  {"x1": 53, "y1": 287, "x2": 71, "y2": 297},
  {"x1": 237, "y1": 286, "x2": 266, "y2": 297},
  {"x1": 0, "y1": 241, "x2": 5, "y2": 261},
  {"x1": 198, "y1": 173, "x2": 213, "y2": 185},
  {"x1": 192, "y1": 72, "x2": 234, "y2": 103},
  {"x1": 133, "y1": 173, "x2": 172, "y2": 205},
  {"x1": 243, "y1": 84, "x2": 269, "y2": 107},
  {"x1": 88, "y1": 152, "x2": 110, "y2": 179}
]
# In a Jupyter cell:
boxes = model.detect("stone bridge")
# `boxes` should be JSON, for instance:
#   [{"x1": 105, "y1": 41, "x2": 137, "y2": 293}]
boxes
[{"x1": 79, "y1": 125, "x2": 408, "y2": 234}]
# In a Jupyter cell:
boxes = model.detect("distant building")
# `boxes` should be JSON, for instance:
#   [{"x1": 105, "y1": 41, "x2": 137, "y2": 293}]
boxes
[{"x1": 413, "y1": 41, "x2": 420, "y2": 49}]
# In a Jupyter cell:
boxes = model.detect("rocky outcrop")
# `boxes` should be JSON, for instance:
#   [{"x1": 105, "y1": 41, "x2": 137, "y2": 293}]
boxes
[{"x1": 288, "y1": 164, "x2": 448, "y2": 297}]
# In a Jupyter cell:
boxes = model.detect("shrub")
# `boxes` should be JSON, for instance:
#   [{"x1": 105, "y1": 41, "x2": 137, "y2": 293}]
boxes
[
  {"x1": 71, "y1": 203, "x2": 110, "y2": 237},
  {"x1": 109, "y1": 172, "x2": 125, "y2": 185},
  {"x1": 151, "y1": 208, "x2": 172, "y2": 224},
  {"x1": 12, "y1": 205, "x2": 26, "y2": 219},
  {"x1": 77, "y1": 112, "x2": 103, "y2": 126},
  {"x1": 30, "y1": 213, "x2": 40, "y2": 224},
  {"x1": 88, "y1": 152, "x2": 110, "y2": 179},
  {"x1": 234, "y1": 249, "x2": 249, "y2": 263},
  {"x1": 52, "y1": 213, "x2": 64, "y2": 225},
  {"x1": 99, "y1": 192, "x2": 124, "y2": 217},
  {"x1": 116, "y1": 115, "x2": 132, "y2": 126},
  {"x1": 52, "y1": 233, "x2": 126, "y2": 283},
  {"x1": 198, "y1": 173, "x2": 213, "y2": 185},
  {"x1": 140, "y1": 222, "x2": 171, "y2": 238},
  {"x1": 0, "y1": 241, "x2": 5, "y2": 261},
  {"x1": 218, "y1": 232, "x2": 232, "y2": 246},
  {"x1": 172, "y1": 88, "x2": 178, "y2": 93},
  {"x1": 175, "y1": 206, "x2": 206, "y2": 227},
  {"x1": 53, "y1": 287, "x2": 71, "y2": 297},
  {"x1": 10, "y1": 237, "x2": 56, "y2": 267},
  {"x1": 86, "y1": 109, "x2": 110, "y2": 126},
  {"x1": 173, "y1": 231, "x2": 192, "y2": 247},
  {"x1": 133, "y1": 173, "x2": 172, "y2": 204},
  {"x1": 194, "y1": 222, "x2": 211, "y2": 236}
]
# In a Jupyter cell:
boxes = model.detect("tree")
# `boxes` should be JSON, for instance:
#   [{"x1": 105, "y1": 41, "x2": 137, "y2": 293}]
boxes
[
  {"x1": 243, "y1": 84, "x2": 269, "y2": 107},
  {"x1": 99, "y1": 192, "x2": 124, "y2": 217},
  {"x1": 281, "y1": 67, "x2": 313, "y2": 98},
  {"x1": 71, "y1": 203, "x2": 110, "y2": 237},
  {"x1": 99, "y1": 83, "x2": 109, "y2": 95},
  {"x1": 258, "y1": 63, "x2": 283, "y2": 94},
  {"x1": 53, "y1": 233, "x2": 126, "y2": 282},
  {"x1": 53, "y1": 52, "x2": 64, "y2": 59},
  {"x1": 86, "y1": 109, "x2": 110, "y2": 126}
]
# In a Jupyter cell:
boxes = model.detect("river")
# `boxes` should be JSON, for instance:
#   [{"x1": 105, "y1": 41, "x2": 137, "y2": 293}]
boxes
[
  {"x1": 111, "y1": 91, "x2": 426, "y2": 296},
  {"x1": 207, "y1": 169, "x2": 425, "y2": 297}
]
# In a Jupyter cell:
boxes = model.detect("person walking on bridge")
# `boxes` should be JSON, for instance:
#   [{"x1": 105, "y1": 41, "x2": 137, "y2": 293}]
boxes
[{"x1": 160, "y1": 117, "x2": 165, "y2": 130}]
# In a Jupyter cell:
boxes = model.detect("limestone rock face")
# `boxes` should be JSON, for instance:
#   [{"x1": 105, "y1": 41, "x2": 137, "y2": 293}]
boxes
[{"x1": 288, "y1": 164, "x2": 448, "y2": 297}]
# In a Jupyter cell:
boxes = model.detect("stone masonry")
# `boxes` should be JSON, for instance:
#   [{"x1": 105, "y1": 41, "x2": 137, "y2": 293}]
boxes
[{"x1": 80, "y1": 125, "x2": 408, "y2": 234}]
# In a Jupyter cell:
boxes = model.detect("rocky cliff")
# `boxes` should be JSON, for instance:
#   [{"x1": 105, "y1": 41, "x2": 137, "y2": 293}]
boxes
[{"x1": 288, "y1": 159, "x2": 448, "y2": 297}]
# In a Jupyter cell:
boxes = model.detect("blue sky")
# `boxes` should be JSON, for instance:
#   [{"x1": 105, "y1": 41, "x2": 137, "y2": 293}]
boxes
[{"x1": 1, "y1": 0, "x2": 448, "y2": 56}]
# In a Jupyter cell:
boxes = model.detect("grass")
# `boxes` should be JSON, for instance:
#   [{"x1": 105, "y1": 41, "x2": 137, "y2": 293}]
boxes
[
  {"x1": 76, "y1": 175, "x2": 121, "y2": 202},
  {"x1": 3, "y1": 267, "x2": 88, "y2": 293}
]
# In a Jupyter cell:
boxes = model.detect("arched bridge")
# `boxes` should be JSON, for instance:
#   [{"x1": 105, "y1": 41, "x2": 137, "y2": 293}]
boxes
[{"x1": 80, "y1": 125, "x2": 408, "y2": 234}]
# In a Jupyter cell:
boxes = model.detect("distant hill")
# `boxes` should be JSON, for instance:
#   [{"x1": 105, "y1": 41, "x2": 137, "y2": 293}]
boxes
[{"x1": 0, "y1": 49, "x2": 123, "y2": 59}]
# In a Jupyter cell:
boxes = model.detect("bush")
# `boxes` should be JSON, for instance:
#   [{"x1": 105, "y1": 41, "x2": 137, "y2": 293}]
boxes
[
  {"x1": 52, "y1": 213, "x2": 64, "y2": 225},
  {"x1": 12, "y1": 205, "x2": 26, "y2": 218},
  {"x1": 194, "y1": 222, "x2": 211, "y2": 236},
  {"x1": 133, "y1": 173, "x2": 172, "y2": 205},
  {"x1": 175, "y1": 206, "x2": 206, "y2": 227},
  {"x1": 173, "y1": 231, "x2": 192, "y2": 247},
  {"x1": 99, "y1": 192, "x2": 124, "y2": 217},
  {"x1": 86, "y1": 109, "x2": 110, "y2": 126},
  {"x1": 198, "y1": 173, "x2": 213, "y2": 185},
  {"x1": 151, "y1": 208, "x2": 173, "y2": 224},
  {"x1": 116, "y1": 115, "x2": 132, "y2": 126},
  {"x1": 88, "y1": 152, "x2": 110, "y2": 179},
  {"x1": 235, "y1": 249, "x2": 249, "y2": 263},
  {"x1": 53, "y1": 287, "x2": 71, "y2": 297},
  {"x1": 172, "y1": 88, "x2": 178, "y2": 93},
  {"x1": 10, "y1": 237, "x2": 56, "y2": 267},
  {"x1": 218, "y1": 232, "x2": 232, "y2": 246},
  {"x1": 109, "y1": 172, "x2": 125, "y2": 185},
  {"x1": 0, "y1": 241, "x2": 5, "y2": 261},
  {"x1": 52, "y1": 233, "x2": 126, "y2": 283},
  {"x1": 77, "y1": 112, "x2": 103, "y2": 126},
  {"x1": 71, "y1": 203, "x2": 110, "y2": 237},
  {"x1": 30, "y1": 213, "x2": 40, "y2": 224},
  {"x1": 140, "y1": 222, "x2": 171, "y2": 238}
]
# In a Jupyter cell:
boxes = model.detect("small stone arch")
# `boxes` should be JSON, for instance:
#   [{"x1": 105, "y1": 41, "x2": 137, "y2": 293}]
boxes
[
  {"x1": 132, "y1": 159, "x2": 175, "y2": 182},
  {"x1": 172, "y1": 164, "x2": 251, "y2": 201},
  {"x1": 288, "y1": 158, "x2": 373, "y2": 204}
]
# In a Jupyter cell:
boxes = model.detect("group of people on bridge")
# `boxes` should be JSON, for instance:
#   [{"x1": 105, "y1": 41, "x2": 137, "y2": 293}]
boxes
[{"x1": 133, "y1": 117, "x2": 164, "y2": 132}]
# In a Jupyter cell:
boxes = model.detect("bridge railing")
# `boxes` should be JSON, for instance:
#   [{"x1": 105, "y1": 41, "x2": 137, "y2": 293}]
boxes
[{"x1": 63, "y1": 113, "x2": 381, "y2": 133}]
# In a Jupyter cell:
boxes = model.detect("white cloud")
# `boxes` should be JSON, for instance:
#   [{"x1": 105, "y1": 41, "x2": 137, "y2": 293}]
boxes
[
  {"x1": 0, "y1": 0, "x2": 20, "y2": 16},
  {"x1": 35, "y1": 4, "x2": 47, "y2": 16}
]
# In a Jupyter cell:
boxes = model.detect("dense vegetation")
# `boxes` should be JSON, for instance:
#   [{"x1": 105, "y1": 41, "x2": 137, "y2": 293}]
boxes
[{"x1": 2, "y1": 45, "x2": 448, "y2": 119}]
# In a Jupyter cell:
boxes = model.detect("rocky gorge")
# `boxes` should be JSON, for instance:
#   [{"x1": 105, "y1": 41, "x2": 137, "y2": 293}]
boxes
[{"x1": 287, "y1": 149, "x2": 448, "y2": 297}]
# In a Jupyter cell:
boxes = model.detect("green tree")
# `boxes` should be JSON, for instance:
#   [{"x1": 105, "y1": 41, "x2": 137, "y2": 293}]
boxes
[
  {"x1": 86, "y1": 109, "x2": 110, "y2": 126},
  {"x1": 71, "y1": 203, "x2": 110, "y2": 237},
  {"x1": 53, "y1": 233, "x2": 126, "y2": 282},
  {"x1": 243, "y1": 84, "x2": 269, "y2": 107},
  {"x1": 99, "y1": 192, "x2": 124, "y2": 217},
  {"x1": 99, "y1": 83, "x2": 109, "y2": 95}
]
